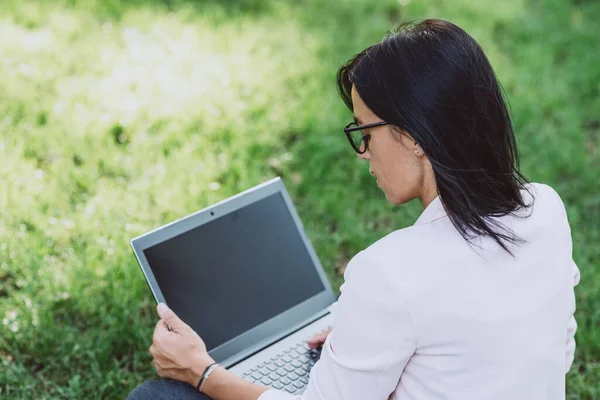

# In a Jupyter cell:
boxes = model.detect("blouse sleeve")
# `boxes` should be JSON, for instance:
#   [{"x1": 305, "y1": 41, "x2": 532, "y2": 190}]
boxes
[
  {"x1": 565, "y1": 260, "x2": 580, "y2": 373},
  {"x1": 258, "y1": 251, "x2": 417, "y2": 400},
  {"x1": 548, "y1": 185, "x2": 580, "y2": 374}
]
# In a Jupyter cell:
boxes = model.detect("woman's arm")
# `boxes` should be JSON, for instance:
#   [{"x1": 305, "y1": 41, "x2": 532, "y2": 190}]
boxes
[
  {"x1": 565, "y1": 260, "x2": 580, "y2": 373},
  {"x1": 151, "y1": 304, "x2": 270, "y2": 400},
  {"x1": 192, "y1": 366, "x2": 270, "y2": 400},
  {"x1": 261, "y1": 251, "x2": 417, "y2": 399}
]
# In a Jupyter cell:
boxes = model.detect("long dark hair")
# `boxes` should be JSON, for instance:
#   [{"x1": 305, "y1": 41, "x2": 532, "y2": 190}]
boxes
[{"x1": 337, "y1": 19, "x2": 531, "y2": 255}]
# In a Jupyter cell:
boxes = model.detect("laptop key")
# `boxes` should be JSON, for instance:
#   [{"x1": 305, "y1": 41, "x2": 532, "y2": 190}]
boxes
[
  {"x1": 259, "y1": 367, "x2": 270, "y2": 375},
  {"x1": 280, "y1": 377, "x2": 291, "y2": 385},
  {"x1": 269, "y1": 372, "x2": 279, "y2": 381},
  {"x1": 266, "y1": 364, "x2": 278, "y2": 371},
  {"x1": 272, "y1": 382, "x2": 284, "y2": 389},
  {"x1": 288, "y1": 372, "x2": 299, "y2": 381},
  {"x1": 274, "y1": 360, "x2": 285, "y2": 367},
  {"x1": 284, "y1": 386, "x2": 296, "y2": 393},
  {"x1": 293, "y1": 380, "x2": 305, "y2": 389},
  {"x1": 261, "y1": 377, "x2": 273, "y2": 385},
  {"x1": 297, "y1": 344, "x2": 308, "y2": 352},
  {"x1": 291, "y1": 359, "x2": 302, "y2": 368},
  {"x1": 276, "y1": 369, "x2": 287, "y2": 377},
  {"x1": 288, "y1": 349, "x2": 300, "y2": 358},
  {"x1": 284, "y1": 364, "x2": 295, "y2": 372},
  {"x1": 251, "y1": 372, "x2": 262, "y2": 380},
  {"x1": 282, "y1": 355, "x2": 293, "y2": 363}
]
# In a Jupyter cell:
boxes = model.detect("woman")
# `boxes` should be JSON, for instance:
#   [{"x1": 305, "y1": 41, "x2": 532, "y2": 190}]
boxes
[{"x1": 128, "y1": 19, "x2": 578, "y2": 400}]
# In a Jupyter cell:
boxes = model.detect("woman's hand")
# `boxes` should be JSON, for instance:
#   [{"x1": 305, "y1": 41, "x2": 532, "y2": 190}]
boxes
[
  {"x1": 307, "y1": 327, "x2": 332, "y2": 349},
  {"x1": 150, "y1": 303, "x2": 215, "y2": 387}
]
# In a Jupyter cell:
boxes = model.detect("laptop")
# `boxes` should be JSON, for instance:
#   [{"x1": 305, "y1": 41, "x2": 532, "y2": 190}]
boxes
[{"x1": 130, "y1": 177, "x2": 337, "y2": 395}]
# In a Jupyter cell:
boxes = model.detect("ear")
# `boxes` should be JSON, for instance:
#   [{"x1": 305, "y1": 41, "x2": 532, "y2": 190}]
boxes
[{"x1": 414, "y1": 142, "x2": 425, "y2": 157}]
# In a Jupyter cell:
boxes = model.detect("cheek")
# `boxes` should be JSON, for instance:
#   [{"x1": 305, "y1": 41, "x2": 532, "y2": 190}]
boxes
[{"x1": 380, "y1": 154, "x2": 422, "y2": 204}]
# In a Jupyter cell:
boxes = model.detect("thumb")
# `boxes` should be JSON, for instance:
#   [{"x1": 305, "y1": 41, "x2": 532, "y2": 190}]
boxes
[{"x1": 157, "y1": 303, "x2": 185, "y2": 331}]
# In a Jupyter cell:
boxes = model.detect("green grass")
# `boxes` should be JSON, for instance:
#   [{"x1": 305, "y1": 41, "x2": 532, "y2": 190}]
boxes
[{"x1": 0, "y1": 0, "x2": 598, "y2": 398}]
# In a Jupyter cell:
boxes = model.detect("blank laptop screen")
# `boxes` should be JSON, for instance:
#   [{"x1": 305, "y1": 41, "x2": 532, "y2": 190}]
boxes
[{"x1": 143, "y1": 192, "x2": 326, "y2": 350}]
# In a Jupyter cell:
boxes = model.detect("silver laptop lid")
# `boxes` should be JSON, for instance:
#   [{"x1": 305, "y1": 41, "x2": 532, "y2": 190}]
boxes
[{"x1": 130, "y1": 177, "x2": 336, "y2": 367}]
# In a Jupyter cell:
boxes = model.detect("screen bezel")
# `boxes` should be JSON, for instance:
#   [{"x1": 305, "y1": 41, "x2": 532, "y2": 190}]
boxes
[{"x1": 130, "y1": 177, "x2": 337, "y2": 367}]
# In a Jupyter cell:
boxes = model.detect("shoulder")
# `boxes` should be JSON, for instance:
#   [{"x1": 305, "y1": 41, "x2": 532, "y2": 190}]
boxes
[
  {"x1": 525, "y1": 182, "x2": 562, "y2": 204},
  {"x1": 522, "y1": 182, "x2": 570, "y2": 225},
  {"x1": 341, "y1": 224, "x2": 439, "y2": 288},
  {"x1": 337, "y1": 241, "x2": 417, "y2": 332},
  {"x1": 368, "y1": 222, "x2": 443, "y2": 257}
]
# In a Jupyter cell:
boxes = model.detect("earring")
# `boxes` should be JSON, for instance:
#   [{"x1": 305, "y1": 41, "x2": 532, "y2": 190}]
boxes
[{"x1": 415, "y1": 149, "x2": 419, "y2": 155}]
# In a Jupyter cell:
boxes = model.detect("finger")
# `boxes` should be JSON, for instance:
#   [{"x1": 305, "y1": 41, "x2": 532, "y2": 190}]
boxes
[
  {"x1": 307, "y1": 329, "x2": 332, "y2": 348},
  {"x1": 157, "y1": 303, "x2": 185, "y2": 332},
  {"x1": 154, "y1": 319, "x2": 164, "y2": 331},
  {"x1": 307, "y1": 332, "x2": 327, "y2": 343},
  {"x1": 153, "y1": 319, "x2": 163, "y2": 336},
  {"x1": 153, "y1": 320, "x2": 167, "y2": 343},
  {"x1": 307, "y1": 340, "x2": 325, "y2": 349}
]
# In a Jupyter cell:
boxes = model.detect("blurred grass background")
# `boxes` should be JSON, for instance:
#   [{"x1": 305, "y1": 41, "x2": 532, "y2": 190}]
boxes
[{"x1": 0, "y1": 0, "x2": 598, "y2": 398}]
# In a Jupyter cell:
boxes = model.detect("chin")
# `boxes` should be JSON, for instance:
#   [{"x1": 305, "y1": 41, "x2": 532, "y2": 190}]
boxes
[
  {"x1": 383, "y1": 191, "x2": 401, "y2": 205},
  {"x1": 383, "y1": 190, "x2": 411, "y2": 205}
]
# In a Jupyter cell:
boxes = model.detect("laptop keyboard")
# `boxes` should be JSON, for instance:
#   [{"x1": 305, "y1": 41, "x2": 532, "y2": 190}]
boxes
[{"x1": 242, "y1": 340, "x2": 322, "y2": 394}]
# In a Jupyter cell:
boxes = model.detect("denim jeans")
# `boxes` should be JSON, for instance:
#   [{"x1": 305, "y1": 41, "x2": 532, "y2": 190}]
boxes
[{"x1": 126, "y1": 379, "x2": 212, "y2": 400}]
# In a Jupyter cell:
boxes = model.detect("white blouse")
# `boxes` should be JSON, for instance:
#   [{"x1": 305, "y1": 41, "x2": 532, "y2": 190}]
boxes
[{"x1": 259, "y1": 183, "x2": 579, "y2": 400}]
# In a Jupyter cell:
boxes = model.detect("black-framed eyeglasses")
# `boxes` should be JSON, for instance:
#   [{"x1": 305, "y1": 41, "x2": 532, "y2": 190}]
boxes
[{"x1": 344, "y1": 121, "x2": 389, "y2": 154}]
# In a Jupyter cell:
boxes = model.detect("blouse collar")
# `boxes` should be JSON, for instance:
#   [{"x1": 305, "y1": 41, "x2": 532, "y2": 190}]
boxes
[{"x1": 414, "y1": 196, "x2": 448, "y2": 226}]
